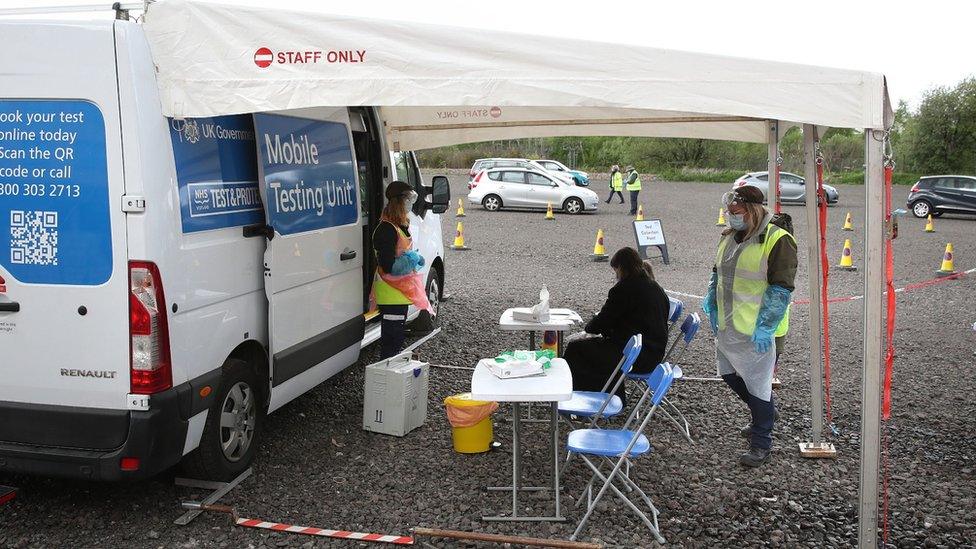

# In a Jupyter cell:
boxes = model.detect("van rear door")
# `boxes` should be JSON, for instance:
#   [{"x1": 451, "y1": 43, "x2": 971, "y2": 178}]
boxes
[
  {"x1": 253, "y1": 108, "x2": 365, "y2": 412},
  {"x1": 0, "y1": 21, "x2": 130, "y2": 412}
]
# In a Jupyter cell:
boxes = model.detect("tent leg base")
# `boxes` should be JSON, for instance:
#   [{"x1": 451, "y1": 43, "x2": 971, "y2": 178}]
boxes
[
  {"x1": 771, "y1": 377, "x2": 782, "y2": 389},
  {"x1": 799, "y1": 442, "x2": 837, "y2": 459}
]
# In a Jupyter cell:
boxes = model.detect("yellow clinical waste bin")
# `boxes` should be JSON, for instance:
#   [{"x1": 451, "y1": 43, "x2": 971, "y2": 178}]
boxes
[{"x1": 444, "y1": 393, "x2": 498, "y2": 454}]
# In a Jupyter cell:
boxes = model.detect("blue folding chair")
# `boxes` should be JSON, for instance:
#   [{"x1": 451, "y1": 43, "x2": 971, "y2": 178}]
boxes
[
  {"x1": 667, "y1": 297, "x2": 683, "y2": 336},
  {"x1": 627, "y1": 313, "x2": 701, "y2": 442},
  {"x1": 566, "y1": 363, "x2": 676, "y2": 543},
  {"x1": 558, "y1": 334, "x2": 642, "y2": 426}
]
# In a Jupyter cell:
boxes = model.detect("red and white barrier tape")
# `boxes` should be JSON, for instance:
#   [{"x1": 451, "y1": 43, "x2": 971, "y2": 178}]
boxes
[
  {"x1": 236, "y1": 518, "x2": 414, "y2": 545},
  {"x1": 668, "y1": 266, "x2": 974, "y2": 306}
]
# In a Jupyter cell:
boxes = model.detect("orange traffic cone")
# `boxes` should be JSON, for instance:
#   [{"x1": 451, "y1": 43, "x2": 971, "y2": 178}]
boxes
[
  {"x1": 591, "y1": 229, "x2": 609, "y2": 262},
  {"x1": 456, "y1": 199, "x2": 466, "y2": 218},
  {"x1": 936, "y1": 243, "x2": 956, "y2": 276},
  {"x1": 450, "y1": 222, "x2": 470, "y2": 250},
  {"x1": 837, "y1": 239, "x2": 857, "y2": 271},
  {"x1": 924, "y1": 214, "x2": 935, "y2": 233},
  {"x1": 716, "y1": 208, "x2": 726, "y2": 226},
  {"x1": 635, "y1": 204, "x2": 644, "y2": 221},
  {"x1": 843, "y1": 212, "x2": 854, "y2": 231},
  {"x1": 545, "y1": 202, "x2": 555, "y2": 220}
]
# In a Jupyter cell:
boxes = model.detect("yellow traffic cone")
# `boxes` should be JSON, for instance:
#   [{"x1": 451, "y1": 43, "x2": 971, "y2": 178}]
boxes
[
  {"x1": 837, "y1": 239, "x2": 857, "y2": 271},
  {"x1": 635, "y1": 204, "x2": 644, "y2": 221},
  {"x1": 843, "y1": 212, "x2": 854, "y2": 231},
  {"x1": 936, "y1": 243, "x2": 956, "y2": 276},
  {"x1": 545, "y1": 202, "x2": 555, "y2": 220},
  {"x1": 591, "y1": 229, "x2": 609, "y2": 262},
  {"x1": 924, "y1": 214, "x2": 935, "y2": 233},
  {"x1": 716, "y1": 208, "x2": 726, "y2": 226},
  {"x1": 456, "y1": 199, "x2": 466, "y2": 218},
  {"x1": 450, "y1": 222, "x2": 470, "y2": 251}
]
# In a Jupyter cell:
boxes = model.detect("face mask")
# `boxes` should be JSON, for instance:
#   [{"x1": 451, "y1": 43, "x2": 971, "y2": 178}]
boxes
[
  {"x1": 404, "y1": 192, "x2": 418, "y2": 209},
  {"x1": 728, "y1": 213, "x2": 747, "y2": 231}
]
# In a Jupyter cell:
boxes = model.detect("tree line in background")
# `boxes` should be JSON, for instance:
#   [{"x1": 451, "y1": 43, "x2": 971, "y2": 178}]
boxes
[{"x1": 418, "y1": 77, "x2": 976, "y2": 185}]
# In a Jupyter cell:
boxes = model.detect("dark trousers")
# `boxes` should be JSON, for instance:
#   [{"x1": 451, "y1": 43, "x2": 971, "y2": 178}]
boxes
[
  {"x1": 605, "y1": 190, "x2": 624, "y2": 203},
  {"x1": 378, "y1": 304, "x2": 409, "y2": 359},
  {"x1": 565, "y1": 337, "x2": 647, "y2": 405},
  {"x1": 628, "y1": 190, "x2": 640, "y2": 214},
  {"x1": 722, "y1": 373, "x2": 775, "y2": 450}
]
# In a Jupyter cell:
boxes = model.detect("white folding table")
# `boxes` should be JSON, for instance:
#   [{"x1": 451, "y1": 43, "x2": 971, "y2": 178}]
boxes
[
  {"x1": 498, "y1": 308, "x2": 582, "y2": 355},
  {"x1": 471, "y1": 357, "x2": 572, "y2": 522}
]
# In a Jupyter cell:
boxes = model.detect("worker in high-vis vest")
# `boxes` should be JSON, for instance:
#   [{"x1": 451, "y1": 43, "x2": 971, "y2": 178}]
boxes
[
  {"x1": 605, "y1": 164, "x2": 624, "y2": 204},
  {"x1": 624, "y1": 165, "x2": 642, "y2": 215},
  {"x1": 701, "y1": 185, "x2": 796, "y2": 468},
  {"x1": 370, "y1": 181, "x2": 435, "y2": 359}
]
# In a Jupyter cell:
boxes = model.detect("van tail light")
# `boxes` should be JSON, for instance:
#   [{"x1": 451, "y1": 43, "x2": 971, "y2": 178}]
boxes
[
  {"x1": 129, "y1": 261, "x2": 172, "y2": 394},
  {"x1": 910, "y1": 183, "x2": 920, "y2": 193}
]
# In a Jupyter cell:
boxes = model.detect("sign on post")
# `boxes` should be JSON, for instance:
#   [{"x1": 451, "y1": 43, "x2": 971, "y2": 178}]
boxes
[{"x1": 632, "y1": 218, "x2": 669, "y2": 265}]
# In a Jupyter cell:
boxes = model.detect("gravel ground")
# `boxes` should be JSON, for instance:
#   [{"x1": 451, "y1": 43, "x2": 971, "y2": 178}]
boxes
[{"x1": 2, "y1": 176, "x2": 975, "y2": 549}]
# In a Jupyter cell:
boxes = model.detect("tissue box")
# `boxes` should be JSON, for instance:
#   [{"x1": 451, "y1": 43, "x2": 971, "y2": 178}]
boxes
[{"x1": 362, "y1": 351, "x2": 429, "y2": 437}]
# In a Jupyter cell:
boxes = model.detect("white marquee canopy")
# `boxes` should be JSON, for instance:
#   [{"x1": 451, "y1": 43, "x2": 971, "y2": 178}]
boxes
[
  {"x1": 143, "y1": 2, "x2": 895, "y2": 547},
  {"x1": 144, "y1": 0, "x2": 891, "y2": 149}
]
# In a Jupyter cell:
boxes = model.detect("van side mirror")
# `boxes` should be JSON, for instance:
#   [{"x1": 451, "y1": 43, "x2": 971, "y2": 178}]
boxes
[{"x1": 430, "y1": 175, "x2": 451, "y2": 214}]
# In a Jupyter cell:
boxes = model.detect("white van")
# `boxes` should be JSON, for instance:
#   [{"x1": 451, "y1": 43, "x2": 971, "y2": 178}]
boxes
[{"x1": 0, "y1": 17, "x2": 451, "y2": 481}]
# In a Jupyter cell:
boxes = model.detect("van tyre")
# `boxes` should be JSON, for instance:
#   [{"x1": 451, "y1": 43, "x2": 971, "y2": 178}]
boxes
[
  {"x1": 482, "y1": 195, "x2": 502, "y2": 211},
  {"x1": 180, "y1": 359, "x2": 263, "y2": 481},
  {"x1": 563, "y1": 197, "x2": 584, "y2": 214}
]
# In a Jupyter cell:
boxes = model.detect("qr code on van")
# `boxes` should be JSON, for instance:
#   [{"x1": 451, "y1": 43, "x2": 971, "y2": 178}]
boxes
[{"x1": 10, "y1": 210, "x2": 59, "y2": 266}]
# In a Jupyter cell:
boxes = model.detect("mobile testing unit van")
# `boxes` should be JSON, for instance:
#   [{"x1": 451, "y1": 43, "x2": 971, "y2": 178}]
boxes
[{"x1": 0, "y1": 13, "x2": 451, "y2": 481}]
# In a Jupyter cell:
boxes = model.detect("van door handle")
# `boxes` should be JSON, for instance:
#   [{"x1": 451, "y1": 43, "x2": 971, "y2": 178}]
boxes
[
  {"x1": 0, "y1": 302, "x2": 20, "y2": 313},
  {"x1": 340, "y1": 250, "x2": 357, "y2": 261}
]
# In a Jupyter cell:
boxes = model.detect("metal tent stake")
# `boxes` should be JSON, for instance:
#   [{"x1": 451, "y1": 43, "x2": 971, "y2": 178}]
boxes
[{"x1": 173, "y1": 468, "x2": 252, "y2": 525}]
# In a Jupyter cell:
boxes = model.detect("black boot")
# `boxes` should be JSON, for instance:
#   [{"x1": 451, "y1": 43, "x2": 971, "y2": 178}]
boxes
[{"x1": 739, "y1": 446, "x2": 771, "y2": 467}]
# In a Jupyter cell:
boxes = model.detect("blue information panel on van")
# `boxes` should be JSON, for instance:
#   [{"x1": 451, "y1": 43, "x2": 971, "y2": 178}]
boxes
[
  {"x1": 254, "y1": 114, "x2": 358, "y2": 236},
  {"x1": 168, "y1": 115, "x2": 264, "y2": 233},
  {"x1": 0, "y1": 100, "x2": 112, "y2": 285}
]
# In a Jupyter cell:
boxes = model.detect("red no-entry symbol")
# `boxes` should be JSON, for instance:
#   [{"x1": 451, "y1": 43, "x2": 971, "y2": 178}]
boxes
[{"x1": 254, "y1": 47, "x2": 274, "y2": 68}]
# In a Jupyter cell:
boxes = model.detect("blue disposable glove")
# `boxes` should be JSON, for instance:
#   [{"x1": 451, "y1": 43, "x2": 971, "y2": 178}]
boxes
[
  {"x1": 411, "y1": 250, "x2": 426, "y2": 268},
  {"x1": 752, "y1": 285, "x2": 792, "y2": 353},
  {"x1": 390, "y1": 252, "x2": 421, "y2": 275},
  {"x1": 751, "y1": 328, "x2": 774, "y2": 354},
  {"x1": 702, "y1": 271, "x2": 719, "y2": 333}
]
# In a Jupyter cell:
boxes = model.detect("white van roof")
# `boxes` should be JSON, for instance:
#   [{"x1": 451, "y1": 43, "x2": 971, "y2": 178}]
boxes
[{"x1": 143, "y1": 0, "x2": 891, "y2": 149}]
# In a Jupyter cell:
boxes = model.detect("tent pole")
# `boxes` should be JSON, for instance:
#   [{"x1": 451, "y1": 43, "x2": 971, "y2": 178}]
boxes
[
  {"x1": 857, "y1": 129, "x2": 885, "y2": 549},
  {"x1": 797, "y1": 125, "x2": 835, "y2": 458},
  {"x1": 767, "y1": 120, "x2": 781, "y2": 213}
]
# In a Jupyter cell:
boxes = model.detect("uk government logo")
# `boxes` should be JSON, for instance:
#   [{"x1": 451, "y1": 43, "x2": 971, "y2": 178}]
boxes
[{"x1": 253, "y1": 46, "x2": 367, "y2": 68}]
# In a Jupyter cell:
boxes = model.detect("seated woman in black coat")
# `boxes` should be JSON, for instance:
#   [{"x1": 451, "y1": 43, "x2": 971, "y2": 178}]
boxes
[{"x1": 563, "y1": 247, "x2": 670, "y2": 404}]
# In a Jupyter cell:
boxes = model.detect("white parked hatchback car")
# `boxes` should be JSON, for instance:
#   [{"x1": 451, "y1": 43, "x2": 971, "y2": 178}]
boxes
[{"x1": 468, "y1": 167, "x2": 599, "y2": 214}]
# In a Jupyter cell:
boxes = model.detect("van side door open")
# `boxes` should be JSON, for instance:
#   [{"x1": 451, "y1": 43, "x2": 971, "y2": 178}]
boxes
[{"x1": 253, "y1": 108, "x2": 365, "y2": 412}]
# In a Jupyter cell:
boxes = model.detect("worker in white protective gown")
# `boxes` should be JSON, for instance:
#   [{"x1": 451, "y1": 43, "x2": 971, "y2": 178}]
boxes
[{"x1": 702, "y1": 186, "x2": 797, "y2": 467}]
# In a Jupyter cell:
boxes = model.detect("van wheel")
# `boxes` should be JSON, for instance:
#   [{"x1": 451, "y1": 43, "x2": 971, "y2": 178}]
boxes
[
  {"x1": 482, "y1": 195, "x2": 502, "y2": 211},
  {"x1": 180, "y1": 359, "x2": 263, "y2": 481},
  {"x1": 425, "y1": 269, "x2": 441, "y2": 322}
]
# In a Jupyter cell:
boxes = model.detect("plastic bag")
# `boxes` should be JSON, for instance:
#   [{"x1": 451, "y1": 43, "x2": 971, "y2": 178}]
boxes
[{"x1": 444, "y1": 393, "x2": 498, "y2": 428}]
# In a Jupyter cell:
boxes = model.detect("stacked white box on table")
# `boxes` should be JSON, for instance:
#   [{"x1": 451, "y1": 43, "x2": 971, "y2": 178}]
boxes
[{"x1": 362, "y1": 351, "x2": 429, "y2": 437}]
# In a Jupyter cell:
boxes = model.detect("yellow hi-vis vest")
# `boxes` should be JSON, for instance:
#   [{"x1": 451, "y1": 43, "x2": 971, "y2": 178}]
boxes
[
  {"x1": 715, "y1": 222, "x2": 793, "y2": 337},
  {"x1": 373, "y1": 223, "x2": 413, "y2": 306},
  {"x1": 611, "y1": 172, "x2": 623, "y2": 191},
  {"x1": 625, "y1": 172, "x2": 642, "y2": 191}
]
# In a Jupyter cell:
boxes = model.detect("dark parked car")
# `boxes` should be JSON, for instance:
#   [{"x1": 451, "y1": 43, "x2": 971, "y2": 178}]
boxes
[{"x1": 907, "y1": 175, "x2": 976, "y2": 218}]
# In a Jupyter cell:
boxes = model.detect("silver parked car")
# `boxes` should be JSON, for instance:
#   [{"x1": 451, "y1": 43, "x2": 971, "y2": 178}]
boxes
[
  {"x1": 468, "y1": 157, "x2": 576, "y2": 188},
  {"x1": 467, "y1": 167, "x2": 600, "y2": 214},
  {"x1": 733, "y1": 171, "x2": 839, "y2": 204}
]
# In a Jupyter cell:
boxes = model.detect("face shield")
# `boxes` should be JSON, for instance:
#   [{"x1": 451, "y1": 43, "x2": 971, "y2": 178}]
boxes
[{"x1": 403, "y1": 190, "x2": 419, "y2": 208}]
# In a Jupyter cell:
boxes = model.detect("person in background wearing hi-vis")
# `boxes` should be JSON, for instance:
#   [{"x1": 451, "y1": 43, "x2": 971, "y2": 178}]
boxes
[
  {"x1": 370, "y1": 181, "x2": 435, "y2": 359},
  {"x1": 624, "y1": 165, "x2": 642, "y2": 215},
  {"x1": 701, "y1": 186, "x2": 796, "y2": 468},
  {"x1": 605, "y1": 164, "x2": 624, "y2": 204}
]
